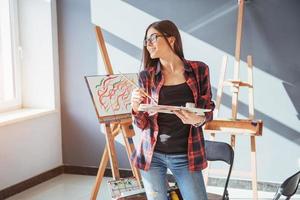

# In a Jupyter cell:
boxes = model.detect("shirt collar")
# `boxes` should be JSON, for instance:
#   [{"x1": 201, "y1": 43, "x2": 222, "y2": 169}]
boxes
[{"x1": 155, "y1": 58, "x2": 193, "y2": 75}]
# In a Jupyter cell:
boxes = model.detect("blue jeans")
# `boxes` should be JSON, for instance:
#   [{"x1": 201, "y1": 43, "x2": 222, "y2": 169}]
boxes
[{"x1": 140, "y1": 152, "x2": 208, "y2": 200}]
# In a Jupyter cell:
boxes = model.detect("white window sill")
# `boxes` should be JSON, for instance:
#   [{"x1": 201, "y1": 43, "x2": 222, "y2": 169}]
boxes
[{"x1": 0, "y1": 108, "x2": 58, "y2": 127}]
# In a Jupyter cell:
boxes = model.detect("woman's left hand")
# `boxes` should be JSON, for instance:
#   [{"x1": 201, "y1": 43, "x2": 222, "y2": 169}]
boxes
[{"x1": 174, "y1": 110, "x2": 205, "y2": 125}]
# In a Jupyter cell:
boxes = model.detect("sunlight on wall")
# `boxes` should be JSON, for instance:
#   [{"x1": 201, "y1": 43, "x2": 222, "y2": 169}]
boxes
[
  {"x1": 90, "y1": 0, "x2": 300, "y2": 182},
  {"x1": 97, "y1": 43, "x2": 141, "y2": 75}
]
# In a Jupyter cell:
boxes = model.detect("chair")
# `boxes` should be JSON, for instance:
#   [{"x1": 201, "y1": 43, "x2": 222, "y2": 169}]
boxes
[
  {"x1": 273, "y1": 170, "x2": 300, "y2": 200},
  {"x1": 205, "y1": 140, "x2": 234, "y2": 200}
]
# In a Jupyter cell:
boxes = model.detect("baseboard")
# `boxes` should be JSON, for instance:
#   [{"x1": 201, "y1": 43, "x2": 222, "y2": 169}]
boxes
[
  {"x1": 208, "y1": 177, "x2": 281, "y2": 193},
  {"x1": 1, "y1": 165, "x2": 298, "y2": 199},
  {"x1": 63, "y1": 165, "x2": 134, "y2": 178},
  {"x1": 0, "y1": 166, "x2": 64, "y2": 200}
]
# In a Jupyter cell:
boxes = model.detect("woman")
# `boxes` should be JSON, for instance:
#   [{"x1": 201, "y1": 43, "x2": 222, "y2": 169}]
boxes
[{"x1": 130, "y1": 20, "x2": 215, "y2": 200}]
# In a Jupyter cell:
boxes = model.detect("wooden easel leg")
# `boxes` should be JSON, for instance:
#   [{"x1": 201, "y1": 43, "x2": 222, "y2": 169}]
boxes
[
  {"x1": 90, "y1": 124, "x2": 122, "y2": 200},
  {"x1": 231, "y1": 135, "x2": 236, "y2": 149},
  {"x1": 204, "y1": 163, "x2": 210, "y2": 186},
  {"x1": 90, "y1": 147, "x2": 109, "y2": 200},
  {"x1": 251, "y1": 136, "x2": 258, "y2": 200},
  {"x1": 248, "y1": 55, "x2": 257, "y2": 199},
  {"x1": 105, "y1": 123, "x2": 120, "y2": 179},
  {"x1": 95, "y1": 26, "x2": 113, "y2": 75},
  {"x1": 247, "y1": 55, "x2": 254, "y2": 119},
  {"x1": 121, "y1": 123, "x2": 143, "y2": 188},
  {"x1": 214, "y1": 55, "x2": 228, "y2": 115}
]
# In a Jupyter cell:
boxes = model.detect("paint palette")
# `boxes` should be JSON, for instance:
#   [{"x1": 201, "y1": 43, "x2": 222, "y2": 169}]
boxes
[{"x1": 107, "y1": 177, "x2": 144, "y2": 199}]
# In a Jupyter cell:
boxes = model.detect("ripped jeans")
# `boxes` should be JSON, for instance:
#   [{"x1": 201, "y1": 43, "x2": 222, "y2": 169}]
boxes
[{"x1": 140, "y1": 152, "x2": 208, "y2": 200}]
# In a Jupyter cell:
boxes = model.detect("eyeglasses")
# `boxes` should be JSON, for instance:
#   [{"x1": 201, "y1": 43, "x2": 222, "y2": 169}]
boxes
[{"x1": 143, "y1": 33, "x2": 165, "y2": 46}]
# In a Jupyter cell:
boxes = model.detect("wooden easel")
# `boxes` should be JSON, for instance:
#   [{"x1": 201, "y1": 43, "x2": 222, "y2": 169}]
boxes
[
  {"x1": 90, "y1": 26, "x2": 142, "y2": 200},
  {"x1": 204, "y1": 0, "x2": 263, "y2": 199}
]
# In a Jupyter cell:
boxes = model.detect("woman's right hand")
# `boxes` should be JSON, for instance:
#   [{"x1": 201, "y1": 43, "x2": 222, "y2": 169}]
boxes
[{"x1": 131, "y1": 88, "x2": 146, "y2": 113}]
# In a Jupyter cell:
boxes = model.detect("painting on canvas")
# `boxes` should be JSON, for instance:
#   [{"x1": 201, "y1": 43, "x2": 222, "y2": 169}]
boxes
[{"x1": 85, "y1": 73, "x2": 138, "y2": 121}]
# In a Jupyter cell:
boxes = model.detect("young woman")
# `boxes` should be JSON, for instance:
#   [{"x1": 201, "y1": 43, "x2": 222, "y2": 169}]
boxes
[{"x1": 130, "y1": 20, "x2": 215, "y2": 200}]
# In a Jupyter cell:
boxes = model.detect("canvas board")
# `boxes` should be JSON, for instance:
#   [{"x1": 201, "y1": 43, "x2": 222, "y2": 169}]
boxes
[{"x1": 85, "y1": 73, "x2": 138, "y2": 122}]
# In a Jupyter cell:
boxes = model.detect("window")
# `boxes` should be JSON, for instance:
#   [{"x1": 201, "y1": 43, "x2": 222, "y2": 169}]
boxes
[{"x1": 0, "y1": 0, "x2": 21, "y2": 112}]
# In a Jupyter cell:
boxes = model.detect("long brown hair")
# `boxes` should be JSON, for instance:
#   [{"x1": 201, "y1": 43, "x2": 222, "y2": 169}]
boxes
[{"x1": 141, "y1": 20, "x2": 184, "y2": 70}]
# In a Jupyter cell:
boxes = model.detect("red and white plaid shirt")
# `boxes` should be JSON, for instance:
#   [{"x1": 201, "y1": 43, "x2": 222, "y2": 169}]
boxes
[{"x1": 131, "y1": 59, "x2": 215, "y2": 171}]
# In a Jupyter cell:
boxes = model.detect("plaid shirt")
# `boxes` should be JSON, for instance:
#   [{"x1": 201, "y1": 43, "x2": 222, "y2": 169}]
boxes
[{"x1": 131, "y1": 59, "x2": 215, "y2": 171}]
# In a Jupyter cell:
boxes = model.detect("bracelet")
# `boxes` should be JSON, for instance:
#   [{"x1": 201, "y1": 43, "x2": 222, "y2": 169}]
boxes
[{"x1": 193, "y1": 118, "x2": 206, "y2": 128}]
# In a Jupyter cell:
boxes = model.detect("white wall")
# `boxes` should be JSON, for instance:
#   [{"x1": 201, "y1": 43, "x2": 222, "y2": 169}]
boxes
[
  {"x1": 0, "y1": 113, "x2": 62, "y2": 190},
  {"x1": 0, "y1": 0, "x2": 62, "y2": 190}
]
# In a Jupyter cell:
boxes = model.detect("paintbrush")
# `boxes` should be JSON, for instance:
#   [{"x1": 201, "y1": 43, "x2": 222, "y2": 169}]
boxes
[{"x1": 118, "y1": 71, "x2": 158, "y2": 104}]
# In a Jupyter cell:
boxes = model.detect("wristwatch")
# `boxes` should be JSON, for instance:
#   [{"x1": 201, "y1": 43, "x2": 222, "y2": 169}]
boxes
[{"x1": 193, "y1": 118, "x2": 206, "y2": 128}]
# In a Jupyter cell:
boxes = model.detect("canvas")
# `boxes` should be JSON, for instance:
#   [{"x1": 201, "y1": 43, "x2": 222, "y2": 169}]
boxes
[{"x1": 85, "y1": 73, "x2": 138, "y2": 122}]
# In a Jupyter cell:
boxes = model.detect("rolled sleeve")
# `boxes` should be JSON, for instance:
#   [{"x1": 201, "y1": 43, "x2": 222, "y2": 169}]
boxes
[
  {"x1": 132, "y1": 109, "x2": 149, "y2": 130},
  {"x1": 200, "y1": 64, "x2": 215, "y2": 122},
  {"x1": 131, "y1": 71, "x2": 151, "y2": 130}
]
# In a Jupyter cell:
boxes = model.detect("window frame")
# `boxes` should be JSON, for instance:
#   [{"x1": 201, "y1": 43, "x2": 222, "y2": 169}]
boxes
[{"x1": 0, "y1": 0, "x2": 22, "y2": 113}]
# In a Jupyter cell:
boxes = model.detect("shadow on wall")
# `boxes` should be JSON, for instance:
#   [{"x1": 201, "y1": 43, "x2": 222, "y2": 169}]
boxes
[
  {"x1": 121, "y1": 0, "x2": 300, "y2": 120},
  {"x1": 100, "y1": 28, "x2": 300, "y2": 146}
]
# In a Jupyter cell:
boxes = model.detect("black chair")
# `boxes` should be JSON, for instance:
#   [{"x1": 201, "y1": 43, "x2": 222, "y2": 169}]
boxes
[
  {"x1": 273, "y1": 170, "x2": 300, "y2": 200},
  {"x1": 205, "y1": 140, "x2": 234, "y2": 200}
]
